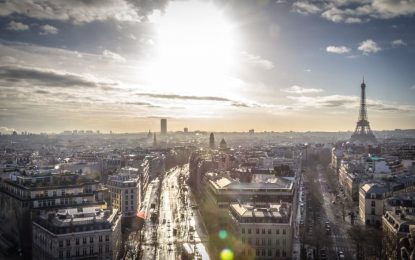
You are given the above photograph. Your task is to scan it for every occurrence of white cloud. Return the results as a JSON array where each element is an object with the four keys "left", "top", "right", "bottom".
[
  {"left": 241, "top": 52, "right": 274, "bottom": 70},
  {"left": 282, "top": 85, "right": 323, "bottom": 94},
  {"left": 7, "top": 21, "right": 29, "bottom": 31},
  {"left": 293, "top": 1, "right": 321, "bottom": 15},
  {"left": 102, "top": 50, "right": 126, "bottom": 63},
  {"left": 304, "top": 69, "right": 312, "bottom": 73},
  {"left": 358, "top": 39, "right": 381, "bottom": 55},
  {"left": 292, "top": 0, "right": 415, "bottom": 23},
  {"left": 326, "top": 45, "right": 351, "bottom": 54},
  {"left": 292, "top": 1, "right": 321, "bottom": 15},
  {"left": 39, "top": 24, "right": 58, "bottom": 35},
  {"left": 287, "top": 94, "right": 414, "bottom": 112},
  {"left": 0, "top": 0, "right": 168, "bottom": 24},
  {"left": 391, "top": 39, "right": 406, "bottom": 46}
]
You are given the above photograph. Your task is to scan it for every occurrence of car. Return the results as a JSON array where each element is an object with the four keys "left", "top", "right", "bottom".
[{"left": 338, "top": 251, "right": 345, "bottom": 259}]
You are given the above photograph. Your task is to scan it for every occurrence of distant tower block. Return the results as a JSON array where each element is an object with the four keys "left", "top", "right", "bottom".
[
  {"left": 209, "top": 133, "right": 215, "bottom": 149},
  {"left": 184, "top": 127, "right": 188, "bottom": 133},
  {"left": 350, "top": 79, "right": 377, "bottom": 145},
  {"left": 160, "top": 118, "right": 167, "bottom": 135},
  {"left": 219, "top": 138, "right": 227, "bottom": 150},
  {"left": 153, "top": 133, "right": 157, "bottom": 147}
]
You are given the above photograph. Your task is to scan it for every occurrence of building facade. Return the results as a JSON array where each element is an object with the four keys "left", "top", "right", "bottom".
[
  {"left": 32, "top": 206, "right": 122, "bottom": 260},
  {"left": 229, "top": 202, "right": 293, "bottom": 259},
  {"left": 107, "top": 173, "right": 140, "bottom": 217},
  {"left": 359, "top": 183, "right": 389, "bottom": 226}
]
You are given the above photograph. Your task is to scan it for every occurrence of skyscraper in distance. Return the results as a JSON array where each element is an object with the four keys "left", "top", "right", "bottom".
[
  {"left": 209, "top": 133, "right": 215, "bottom": 149},
  {"left": 160, "top": 118, "right": 167, "bottom": 135}
]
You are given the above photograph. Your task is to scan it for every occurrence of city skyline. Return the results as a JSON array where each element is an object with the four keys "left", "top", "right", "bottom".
[{"left": 1, "top": 0, "right": 415, "bottom": 134}]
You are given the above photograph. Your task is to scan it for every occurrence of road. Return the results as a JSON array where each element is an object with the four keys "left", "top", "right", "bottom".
[
  {"left": 140, "top": 178, "right": 160, "bottom": 260},
  {"left": 316, "top": 165, "right": 355, "bottom": 260},
  {"left": 156, "top": 166, "right": 181, "bottom": 259},
  {"left": 154, "top": 164, "right": 210, "bottom": 260}
]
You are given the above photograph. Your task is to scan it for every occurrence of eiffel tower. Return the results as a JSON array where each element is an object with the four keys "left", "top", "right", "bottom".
[{"left": 350, "top": 79, "right": 377, "bottom": 145}]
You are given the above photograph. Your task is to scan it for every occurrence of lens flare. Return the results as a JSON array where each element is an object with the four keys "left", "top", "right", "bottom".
[
  {"left": 218, "top": 229, "right": 228, "bottom": 240},
  {"left": 220, "top": 248, "right": 234, "bottom": 260}
]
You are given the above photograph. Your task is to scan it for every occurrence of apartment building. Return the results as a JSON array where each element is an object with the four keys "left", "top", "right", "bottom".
[{"left": 32, "top": 206, "right": 122, "bottom": 260}]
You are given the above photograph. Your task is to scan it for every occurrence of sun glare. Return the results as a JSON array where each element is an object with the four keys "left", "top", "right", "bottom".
[{"left": 145, "top": 1, "right": 237, "bottom": 97}]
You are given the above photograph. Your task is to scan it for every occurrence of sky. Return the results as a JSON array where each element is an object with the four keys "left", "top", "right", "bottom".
[{"left": 0, "top": 0, "right": 415, "bottom": 134}]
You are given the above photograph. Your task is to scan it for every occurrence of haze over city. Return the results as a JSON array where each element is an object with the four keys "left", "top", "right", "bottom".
[
  {"left": 1, "top": 0, "right": 415, "bottom": 133},
  {"left": 2, "top": 2, "right": 415, "bottom": 260}
]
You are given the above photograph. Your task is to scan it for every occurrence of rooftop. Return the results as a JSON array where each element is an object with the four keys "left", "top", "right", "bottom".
[
  {"left": 230, "top": 202, "right": 292, "bottom": 223},
  {"left": 34, "top": 206, "right": 120, "bottom": 234},
  {"left": 210, "top": 175, "right": 293, "bottom": 191}
]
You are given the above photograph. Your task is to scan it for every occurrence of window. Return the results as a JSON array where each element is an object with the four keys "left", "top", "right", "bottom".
[
  {"left": 255, "top": 238, "right": 259, "bottom": 245},
  {"left": 83, "top": 248, "right": 86, "bottom": 256},
  {"left": 83, "top": 237, "right": 87, "bottom": 244},
  {"left": 76, "top": 248, "right": 79, "bottom": 256},
  {"left": 105, "top": 235, "right": 109, "bottom": 241},
  {"left": 256, "top": 249, "right": 260, "bottom": 256},
  {"left": 99, "top": 236, "right": 102, "bottom": 242},
  {"left": 59, "top": 240, "right": 63, "bottom": 247},
  {"left": 59, "top": 251, "right": 63, "bottom": 259},
  {"left": 242, "top": 237, "right": 245, "bottom": 243},
  {"left": 282, "top": 250, "right": 287, "bottom": 257},
  {"left": 242, "top": 228, "right": 245, "bottom": 234},
  {"left": 66, "top": 239, "right": 70, "bottom": 246},
  {"left": 131, "top": 195, "right": 133, "bottom": 199},
  {"left": 371, "top": 201, "right": 376, "bottom": 207},
  {"left": 248, "top": 228, "right": 251, "bottom": 234},
  {"left": 268, "top": 249, "right": 272, "bottom": 256},
  {"left": 276, "top": 249, "right": 280, "bottom": 256},
  {"left": 66, "top": 250, "right": 70, "bottom": 258},
  {"left": 262, "top": 238, "right": 265, "bottom": 245},
  {"left": 276, "top": 239, "right": 280, "bottom": 245},
  {"left": 282, "top": 229, "right": 286, "bottom": 235},
  {"left": 276, "top": 229, "right": 280, "bottom": 234},
  {"left": 90, "top": 246, "right": 94, "bottom": 254},
  {"left": 126, "top": 190, "right": 129, "bottom": 194},
  {"left": 262, "top": 228, "right": 265, "bottom": 234},
  {"left": 248, "top": 238, "right": 252, "bottom": 245},
  {"left": 76, "top": 238, "right": 79, "bottom": 245},
  {"left": 256, "top": 228, "right": 259, "bottom": 234},
  {"left": 262, "top": 249, "right": 266, "bottom": 256},
  {"left": 268, "top": 238, "right": 271, "bottom": 245},
  {"left": 371, "top": 208, "right": 376, "bottom": 215},
  {"left": 90, "top": 237, "right": 94, "bottom": 243},
  {"left": 268, "top": 229, "right": 271, "bottom": 234},
  {"left": 99, "top": 245, "right": 102, "bottom": 254},
  {"left": 105, "top": 245, "right": 109, "bottom": 253}
]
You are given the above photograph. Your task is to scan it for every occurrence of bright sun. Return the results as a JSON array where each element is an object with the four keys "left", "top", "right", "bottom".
[{"left": 145, "top": 1, "right": 237, "bottom": 97}]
